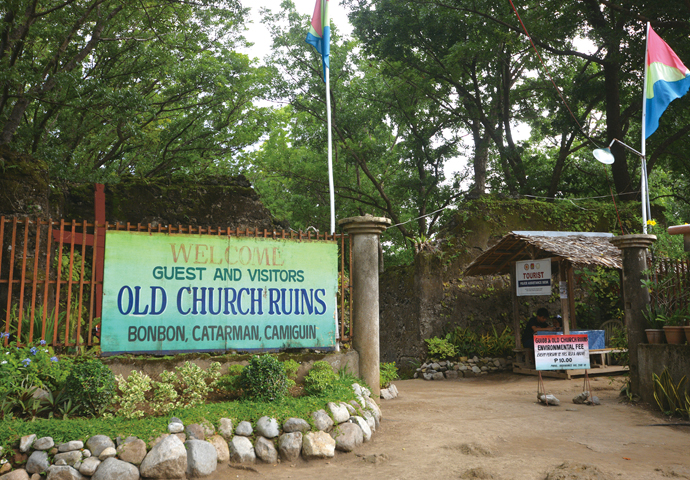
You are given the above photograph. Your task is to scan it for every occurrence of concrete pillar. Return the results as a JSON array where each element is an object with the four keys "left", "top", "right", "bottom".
[
  {"left": 338, "top": 214, "right": 391, "bottom": 397},
  {"left": 609, "top": 234, "right": 656, "bottom": 394}
]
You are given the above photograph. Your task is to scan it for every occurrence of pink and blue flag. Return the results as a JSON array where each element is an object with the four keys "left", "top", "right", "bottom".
[
  {"left": 305, "top": 0, "right": 330, "bottom": 81},
  {"left": 645, "top": 26, "right": 690, "bottom": 138}
]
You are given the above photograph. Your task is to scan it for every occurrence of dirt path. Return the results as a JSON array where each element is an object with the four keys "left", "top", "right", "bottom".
[{"left": 211, "top": 374, "right": 690, "bottom": 480}]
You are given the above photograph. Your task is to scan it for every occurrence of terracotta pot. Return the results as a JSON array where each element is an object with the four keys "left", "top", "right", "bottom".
[
  {"left": 684, "top": 326, "right": 690, "bottom": 344},
  {"left": 663, "top": 326, "right": 686, "bottom": 345},
  {"left": 645, "top": 329, "right": 665, "bottom": 344}
]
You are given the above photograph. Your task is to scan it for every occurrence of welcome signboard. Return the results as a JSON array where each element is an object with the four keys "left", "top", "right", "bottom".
[{"left": 101, "top": 231, "right": 338, "bottom": 355}]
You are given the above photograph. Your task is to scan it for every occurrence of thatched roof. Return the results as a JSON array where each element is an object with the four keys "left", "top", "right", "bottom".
[{"left": 463, "top": 231, "right": 622, "bottom": 277}]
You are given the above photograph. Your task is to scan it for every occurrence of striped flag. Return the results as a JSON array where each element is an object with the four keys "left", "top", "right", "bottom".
[
  {"left": 305, "top": 0, "right": 330, "bottom": 80},
  {"left": 645, "top": 26, "right": 690, "bottom": 138}
]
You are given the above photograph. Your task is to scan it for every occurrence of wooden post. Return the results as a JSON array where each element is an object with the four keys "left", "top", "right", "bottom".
[
  {"left": 511, "top": 263, "right": 521, "bottom": 347},
  {"left": 559, "top": 259, "right": 570, "bottom": 334},
  {"left": 567, "top": 262, "right": 576, "bottom": 330}
]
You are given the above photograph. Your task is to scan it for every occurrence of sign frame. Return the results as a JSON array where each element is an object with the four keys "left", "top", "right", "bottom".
[
  {"left": 516, "top": 258, "right": 552, "bottom": 296},
  {"left": 534, "top": 334, "right": 590, "bottom": 371}
]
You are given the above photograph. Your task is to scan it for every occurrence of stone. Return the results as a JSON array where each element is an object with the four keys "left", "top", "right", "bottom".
[
  {"left": 0, "top": 465, "right": 13, "bottom": 476},
  {"left": 255, "top": 417, "right": 280, "bottom": 439},
  {"left": 234, "top": 421, "right": 253, "bottom": 437},
  {"left": 218, "top": 418, "right": 233, "bottom": 441},
  {"left": 362, "top": 411, "right": 376, "bottom": 432},
  {"left": 33, "top": 437, "right": 54, "bottom": 451},
  {"left": 185, "top": 424, "right": 205, "bottom": 441},
  {"left": 572, "top": 392, "right": 589, "bottom": 405},
  {"left": 117, "top": 438, "right": 147, "bottom": 465},
  {"left": 53, "top": 451, "right": 82, "bottom": 466},
  {"left": 207, "top": 436, "right": 229, "bottom": 463},
  {"left": 389, "top": 384, "right": 398, "bottom": 396},
  {"left": 364, "top": 397, "right": 382, "bottom": 427},
  {"left": 481, "top": 366, "right": 489, "bottom": 372},
  {"left": 30, "top": 475, "right": 40, "bottom": 480},
  {"left": 472, "top": 366, "right": 481, "bottom": 373},
  {"left": 228, "top": 437, "right": 255, "bottom": 464},
  {"left": 539, "top": 394, "right": 560, "bottom": 406},
  {"left": 380, "top": 388, "right": 394, "bottom": 400},
  {"left": 278, "top": 433, "right": 302, "bottom": 463},
  {"left": 327, "top": 402, "right": 350, "bottom": 424},
  {"left": 200, "top": 420, "right": 215, "bottom": 438},
  {"left": 82, "top": 450, "right": 91, "bottom": 459},
  {"left": 54, "top": 461, "right": 67, "bottom": 467},
  {"left": 591, "top": 396, "right": 601, "bottom": 405},
  {"left": 0, "top": 471, "right": 29, "bottom": 480},
  {"left": 301, "top": 432, "right": 335, "bottom": 459},
  {"left": 98, "top": 447, "right": 116, "bottom": 461},
  {"left": 20, "top": 435, "right": 36, "bottom": 453},
  {"left": 92, "top": 458, "right": 139, "bottom": 480},
  {"left": 431, "top": 372, "right": 444, "bottom": 380},
  {"left": 139, "top": 434, "right": 187, "bottom": 479},
  {"left": 254, "top": 437, "right": 278, "bottom": 464},
  {"left": 343, "top": 402, "right": 357, "bottom": 415},
  {"left": 422, "top": 372, "right": 433, "bottom": 380},
  {"left": 78, "top": 457, "right": 101, "bottom": 476},
  {"left": 86, "top": 436, "right": 114, "bottom": 458},
  {"left": 185, "top": 440, "right": 217, "bottom": 478},
  {"left": 46, "top": 466, "right": 83, "bottom": 480},
  {"left": 312, "top": 410, "right": 334, "bottom": 432},
  {"left": 57, "top": 442, "right": 83, "bottom": 453},
  {"left": 333, "top": 423, "right": 363, "bottom": 452},
  {"left": 26, "top": 451, "right": 50, "bottom": 474},
  {"left": 168, "top": 422, "right": 184, "bottom": 434},
  {"left": 283, "top": 417, "right": 310, "bottom": 433},
  {"left": 351, "top": 416, "right": 372, "bottom": 442}
]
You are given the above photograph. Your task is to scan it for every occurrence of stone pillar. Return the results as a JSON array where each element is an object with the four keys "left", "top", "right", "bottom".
[
  {"left": 338, "top": 214, "right": 391, "bottom": 397},
  {"left": 609, "top": 234, "right": 656, "bottom": 394}
]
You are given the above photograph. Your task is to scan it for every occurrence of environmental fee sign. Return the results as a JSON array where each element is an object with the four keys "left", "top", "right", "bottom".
[
  {"left": 534, "top": 334, "right": 590, "bottom": 371},
  {"left": 516, "top": 259, "right": 552, "bottom": 296},
  {"left": 101, "top": 231, "right": 338, "bottom": 355}
]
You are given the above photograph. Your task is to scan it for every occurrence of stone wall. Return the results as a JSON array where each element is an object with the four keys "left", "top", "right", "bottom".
[{"left": 637, "top": 344, "right": 690, "bottom": 405}]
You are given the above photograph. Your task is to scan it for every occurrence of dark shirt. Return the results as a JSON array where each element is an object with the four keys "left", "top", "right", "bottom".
[{"left": 522, "top": 315, "right": 549, "bottom": 348}]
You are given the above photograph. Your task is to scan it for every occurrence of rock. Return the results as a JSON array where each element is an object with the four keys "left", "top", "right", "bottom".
[
  {"left": 312, "top": 410, "right": 334, "bottom": 432},
  {"left": 200, "top": 420, "right": 215, "bottom": 438},
  {"left": 20, "top": 435, "right": 36, "bottom": 453},
  {"left": 351, "top": 416, "right": 372, "bottom": 442},
  {"left": 91, "top": 458, "right": 139, "bottom": 480},
  {"left": 33, "top": 437, "right": 54, "bottom": 451},
  {"left": 445, "top": 370, "right": 459, "bottom": 379},
  {"left": 185, "top": 424, "right": 205, "bottom": 441},
  {"left": 255, "top": 417, "right": 280, "bottom": 439},
  {"left": 78, "top": 457, "right": 100, "bottom": 476},
  {"left": 228, "top": 437, "right": 255, "bottom": 464},
  {"left": 98, "top": 447, "right": 116, "bottom": 461},
  {"left": 254, "top": 437, "right": 278, "bottom": 464},
  {"left": 0, "top": 470, "right": 29, "bottom": 480},
  {"left": 139, "top": 434, "right": 187, "bottom": 479},
  {"left": 472, "top": 366, "right": 481, "bottom": 374},
  {"left": 422, "top": 372, "right": 433, "bottom": 380},
  {"left": 380, "top": 388, "right": 394, "bottom": 400},
  {"left": 333, "top": 423, "right": 363, "bottom": 452},
  {"left": 53, "top": 451, "right": 82, "bottom": 466},
  {"left": 46, "top": 466, "right": 83, "bottom": 480},
  {"left": 278, "top": 433, "right": 302, "bottom": 462},
  {"left": 364, "top": 397, "right": 382, "bottom": 427},
  {"left": 57, "top": 442, "right": 83, "bottom": 453},
  {"left": 30, "top": 475, "right": 41, "bottom": 480},
  {"left": 327, "top": 402, "right": 350, "bottom": 423},
  {"left": 539, "top": 394, "right": 560, "bottom": 406},
  {"left": 343, "top": 402, "right": 357, "bottom": 415},
  {"left": 572, "top": 392, "right": 589, "bottom": 405},
  {"left": 54, "top": 461, "right": 67, "bottom": 467},
  {"left": 430, "top": 362, "right": 441, "bottom": 370},
  {"left": 458, "top": 365, "right": 468, "bottom": 371},
  {"left": 82, "top": 450, "right": 91, "bottom": 459},
  {"left": 117, "top": 438, "right": 147, "bottom": 465},
  {"left": 86, "top": 436, "right": 114, "bottom": 458},
  {"left": 591, "top": 396, "right": 601, "bottom": 405},
  {"left": 302, "top": 432, "right": 335, "bottom": 459},
  {"left": 234, "top": 421, "right": 253, "bottom": 437},
  {"left": 432, "top": 372, "right": 444, "bottom": 380},
  {"left": 168, "top": 422, "right": 184, "bottom": 434},
  {"left": 218, "top": 418, "right": 233, "bottom": 441},
  {"left": 207, "top": 436, "right": 229, "bottom": 463},
  {"left": 0, "top": 464, "right": 10, "bottom": 475},
  {"left": 26, "top": 451, "right": 50, "bottom": 474},
  {"left": 283, "top": 418, "right": 310, "bottom": 433},
  {"left": 185, "top": 440, "right": 217, "bottom": 478},
  {"left": 362, "top": 411, "right": 376, "bottom": 432},
  {"left": 493, "top": 359, "right": 501, "bottom": 367}
]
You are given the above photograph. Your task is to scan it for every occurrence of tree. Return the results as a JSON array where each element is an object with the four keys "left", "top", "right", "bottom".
[{"left": 1, "top": 0, "right": 269, "bottom": 180}]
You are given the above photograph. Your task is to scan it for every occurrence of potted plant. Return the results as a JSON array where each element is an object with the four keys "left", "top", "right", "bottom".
[
  {"left": 663, "top": 309, "right": 688, "bottom": 345},
  {"left": 643, "top": 305, "right": 666, "bottom": 344}
]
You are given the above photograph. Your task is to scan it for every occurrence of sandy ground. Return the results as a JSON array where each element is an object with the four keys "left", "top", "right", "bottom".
[{"left": 210, "top": 374, "right": 690, "bottom": 480}]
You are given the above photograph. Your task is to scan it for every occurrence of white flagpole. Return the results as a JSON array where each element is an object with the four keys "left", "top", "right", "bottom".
[
  {"left": 326, "top": 65, "right": 335, "bottom": 235},
  {"left": 641, "top": 22, "right": 650, "bottom": 234}
]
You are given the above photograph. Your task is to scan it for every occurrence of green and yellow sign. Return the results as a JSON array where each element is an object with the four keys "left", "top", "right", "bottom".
[{"left": 101, "top": 231, "right": 337, "bottom": 355}]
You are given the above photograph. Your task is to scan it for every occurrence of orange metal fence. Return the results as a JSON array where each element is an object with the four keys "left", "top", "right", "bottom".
[{"left": 1, "top": 216, "right": 352, "bottom": 349}]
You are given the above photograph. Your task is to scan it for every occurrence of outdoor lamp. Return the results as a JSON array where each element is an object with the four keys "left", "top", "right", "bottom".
[{"left": 592, "top": 138, "right": 652, "bottom": 234}]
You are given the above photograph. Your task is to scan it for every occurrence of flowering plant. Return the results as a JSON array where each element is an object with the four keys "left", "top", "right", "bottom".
[{"left": 0, "top": 338, "right": 71, "bottom": 399}]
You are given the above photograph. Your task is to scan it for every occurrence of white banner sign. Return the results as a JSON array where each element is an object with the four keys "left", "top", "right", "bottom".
[
  {"left": 534, "top": 334, "right": 590, "bottom": 370},
  {"left": 516, "top": 259, "right": 552, "bottom": 296}
]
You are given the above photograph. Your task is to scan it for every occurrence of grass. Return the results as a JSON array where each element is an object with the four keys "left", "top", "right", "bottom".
[{"left": 0, "top": 373, "right": 362, "bottom": 452}]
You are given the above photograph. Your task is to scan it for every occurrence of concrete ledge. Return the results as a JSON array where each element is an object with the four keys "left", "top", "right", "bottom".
[
  {"left": 102, "top": 350, "right": 359, "bottom": 383},
  {"left": 637, "top": 344, "right": 690, "bottom": 404}
]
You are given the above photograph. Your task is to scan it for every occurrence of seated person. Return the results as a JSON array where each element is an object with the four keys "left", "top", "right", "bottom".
[{"left": 521, "top": 307, "right": 558, "bottom": 348}]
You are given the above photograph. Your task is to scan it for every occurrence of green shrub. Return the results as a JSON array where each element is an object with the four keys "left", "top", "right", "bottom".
[
  {"left": 64, "top": 358, "right": 116, "bottom": 417},
  {"left": 239, "top": 355, "right": 289, "bottom": 402},
  {"left": 304, "top": 361, "right": 337, "bottom": 396},
  {"left": 217, "top": 364, "right": 245, "bottom": 394},
  {"left": 424, "top": 336, "right": 456, "bottom": 360},
  {"left": 114, "top": 371, "right": 151, "bottom": 419},
  {"left": 283, "top": 359, "right": 300, "bottom": 380},
  {"left": 380, "top": 362, "right": 399, "bottom": 389}
]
